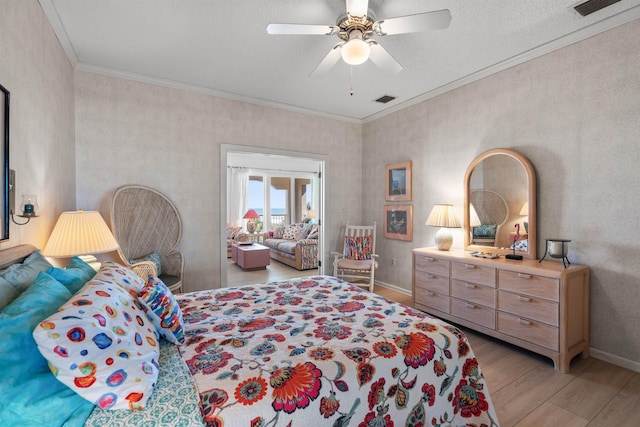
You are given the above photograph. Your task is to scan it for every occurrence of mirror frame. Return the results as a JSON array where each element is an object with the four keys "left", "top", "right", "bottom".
[{"left": 464, "top": 148, "right": 537, "bottom": 259}]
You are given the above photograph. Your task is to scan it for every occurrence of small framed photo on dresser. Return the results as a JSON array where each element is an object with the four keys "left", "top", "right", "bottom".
[{"left": 385, "top": 161, "right": 412, "bottom": 201}]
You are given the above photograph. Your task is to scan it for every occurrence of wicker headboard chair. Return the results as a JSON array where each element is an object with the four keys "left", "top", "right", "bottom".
[
  {"left": 469, "top": 189, "right": 509, "bottom": 247},
  {"left": 110, "top": 185, "right": 184, "bottom": 293}
]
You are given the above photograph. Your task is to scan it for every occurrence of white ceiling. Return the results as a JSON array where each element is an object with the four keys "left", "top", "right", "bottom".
[{"left": 40, "top": 0, "right": 640, "bottom": 122}]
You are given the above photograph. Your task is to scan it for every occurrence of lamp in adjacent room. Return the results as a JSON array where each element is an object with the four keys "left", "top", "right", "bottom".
[
  {"left": 426, "top": 204, "right": 461, "bottom": 251},
  {"left": 304, "top": 209, "right": 316, "bottom": 223},
  {"left": 243, "top": 209, "right": 260, "bottom": 233},
  {"left": 43, "top": 210, "right": 120, "bottom": 267}
]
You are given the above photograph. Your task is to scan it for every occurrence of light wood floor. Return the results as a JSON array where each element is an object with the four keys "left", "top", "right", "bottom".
[
  {"left": 226, "top": 257, "right": 316, "bottom": 287},
  {"left": 375, "top": 285, "right": 640, "bottom": 427},
  {"left": 227, "top": 265, "right": 640, "bottom": 426}
]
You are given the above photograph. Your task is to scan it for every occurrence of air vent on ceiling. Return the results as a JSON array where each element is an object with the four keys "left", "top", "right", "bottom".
[
  {"left": 573, "top": 0, "right": 621, "bottom": 16},
  {"left": 375, "top": 95, "right": 396, "bottom": 104}
]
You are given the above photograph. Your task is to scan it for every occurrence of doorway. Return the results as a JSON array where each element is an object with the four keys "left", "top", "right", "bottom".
[{"left": 221, "top": 145, "right": 327, "bottom": 287}]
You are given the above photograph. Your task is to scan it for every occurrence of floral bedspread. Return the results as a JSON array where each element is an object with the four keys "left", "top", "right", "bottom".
[{"left": 177, "top": 276, "right": 499, "bottom": 427}]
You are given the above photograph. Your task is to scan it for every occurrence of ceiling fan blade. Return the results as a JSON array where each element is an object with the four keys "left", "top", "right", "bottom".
[
  {"left": 346, "top": 0, "right": 369, "bottom": 17},
  {"left": 375, "top": 9, "right": 451, "bottom": 35},
  {"left": 310, "top": 44, "right": 344, "bottom": 78},
  {"left": 266, "top": 23, "right": 336, "bottom": 35},
  {"left": 368, "top": 42, "right": 403, "bottom": 74}
]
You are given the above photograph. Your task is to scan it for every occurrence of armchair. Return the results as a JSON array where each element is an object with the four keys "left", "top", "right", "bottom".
[{"left": 110, "top": 185, "right": 184, "bottom": 293}]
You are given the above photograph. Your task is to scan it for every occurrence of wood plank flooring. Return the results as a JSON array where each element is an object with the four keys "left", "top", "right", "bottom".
[{"left": 226, "top": 264, "right": 640, "bottom": 426}]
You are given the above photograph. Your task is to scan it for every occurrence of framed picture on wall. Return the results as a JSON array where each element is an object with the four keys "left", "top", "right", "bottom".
[
  {"left": 385, "top": 161, "right": 412, "bottom": 201},
  {"left": 383, "top": 205, "right": 413, "bottom": 241}
]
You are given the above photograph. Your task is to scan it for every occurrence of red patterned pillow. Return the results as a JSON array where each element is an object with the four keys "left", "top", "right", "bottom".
[
  {"left": 273, "top": 225, "right": 285, "bottom": 239},
  {"left": 345, "top": 235, "right": 373, "bottom": 260}
]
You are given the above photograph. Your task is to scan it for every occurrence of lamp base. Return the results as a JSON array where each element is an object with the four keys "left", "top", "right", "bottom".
[{"left": 434, "top": 228, "right": 453, "bottom": 251}]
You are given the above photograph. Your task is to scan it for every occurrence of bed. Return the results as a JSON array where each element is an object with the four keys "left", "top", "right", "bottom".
[{"left": 0, "top": 245, "right": 499, "bottom": 426}]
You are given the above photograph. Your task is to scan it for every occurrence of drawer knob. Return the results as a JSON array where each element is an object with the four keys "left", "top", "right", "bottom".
[
  {"left": 465, "top": 283, "right": 477, "bottom": 289},
  {"left": 427, "top": 291, "right": 436, "bottom": 296},
  {"left": 518, "top": 296, "right": 532, "bottom": 303},
  {"left": 465, "top": 303, "right": 477, "bottom": 309},
  {"left": 465, "top": 264, "right": 476, "bottom": 270},
  {"left": 518, "top": 318, "right": 532, "bottom": 326},
  {"left": 518, "top": 273, "right": 532, "bottom": 279},
  {"left": 426, "top": 257, "right": 435, "bottom": 262}
]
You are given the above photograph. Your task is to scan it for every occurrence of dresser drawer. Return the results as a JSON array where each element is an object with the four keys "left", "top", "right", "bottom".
[
  {"left": 498, "top": 290, "right": 558, "bottom": 326},
  {"left": 414, "top": 255, "right": 450, "bottom": 276},
  {"left": 497, "top": 311, "right": 558, "bottom": 351},
  {"left": 452, "top": 262, "right": 496, "bottom": 287},
  {"left": 451, "top": 279, "right": 496, "bottom": 308},
  {"left": 451, "top": 298, "right": 495, "bottom": 329},
  {"left": 415, "top": 271, "right": 449, "bottom": 295},
  {"left": 415, "top": 290, "right": 450, "bottom": 314},
  {"left": 498, "top": 270, "right": 559, "bottom": 301}
]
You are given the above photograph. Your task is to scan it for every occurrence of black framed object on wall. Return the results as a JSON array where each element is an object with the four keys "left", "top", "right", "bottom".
[{"left": 1, "top": 83, "right": 10, "bottom": 241}]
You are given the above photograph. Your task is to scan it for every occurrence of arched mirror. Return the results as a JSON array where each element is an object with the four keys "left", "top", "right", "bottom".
[{"left": 464, "top": 148, "right": 537, "bottom": 259}]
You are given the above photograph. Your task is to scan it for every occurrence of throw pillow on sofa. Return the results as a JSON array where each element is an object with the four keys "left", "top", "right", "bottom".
[
  {"left": 283, "top": 223, "right": 303, "bottom": 240},
  {"left": 307, "top": 225, "right": 319, "bottom": 240},
  {"left": 273, "top": 225, "right": 285, "bottom": 239}
]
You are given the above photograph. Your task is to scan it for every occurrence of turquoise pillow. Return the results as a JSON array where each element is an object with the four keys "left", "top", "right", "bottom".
[
  {"left": 47, "top": 256, "right": 97, "bottom": 294},
  {"left": 130, "top": 250, "right": 162, "bottom": 276},
  {"left": 0, "top": 272, "right": 94, "bottom": 426},
  {"left": 473, "top": 224, "right": 497, "bottom": 238},
  {"left": 0, "top": 276, "right": 19, "bottom": 311},
  {"left": 0, "top": 250, "right": 53, "bottom": 294}
]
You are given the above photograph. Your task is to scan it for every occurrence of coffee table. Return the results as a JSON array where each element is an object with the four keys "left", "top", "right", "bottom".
[{"left": 231, "top": 243, "right": 271, "bottom": 270}]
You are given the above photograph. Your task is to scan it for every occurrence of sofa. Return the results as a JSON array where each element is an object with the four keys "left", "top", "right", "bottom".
[
  {"left": 263, "top": 223, "right": 318, "bottom": 270},
  {"left": 226, "top": 224, "right": 248, "bottom": 257}
]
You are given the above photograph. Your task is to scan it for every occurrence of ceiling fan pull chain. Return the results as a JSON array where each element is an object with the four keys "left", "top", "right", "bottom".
[{"left": 349, "top": 66, "right": 354, "bottom": 96}]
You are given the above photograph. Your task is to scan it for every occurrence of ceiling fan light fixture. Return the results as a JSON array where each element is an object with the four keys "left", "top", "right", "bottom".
[{"left": 341, "top": 32, "right": 370, "bottom": 65}]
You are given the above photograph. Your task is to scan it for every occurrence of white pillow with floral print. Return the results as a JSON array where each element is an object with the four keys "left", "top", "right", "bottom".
[
  {"left": 283, "top": 224, "right": 303, "bottom": 240},
  {"left": 33, "top": 279, "right": 160, "bottom": 410}
]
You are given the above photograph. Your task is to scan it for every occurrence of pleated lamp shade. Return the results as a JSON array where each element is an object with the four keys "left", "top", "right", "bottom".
[
  {"left": 426, "top": 204, "right": 461, "bottom": 228},
  {"left": 426, "top": 204, "right": 461, "bottom": 251},
  {"left": 43, "top": 210, "right": 120, "bottom": 257}
]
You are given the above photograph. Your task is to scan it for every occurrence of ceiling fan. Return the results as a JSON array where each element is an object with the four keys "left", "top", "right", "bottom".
[{"left": 266, "top": 0, "right": 452, "bottom": 77}]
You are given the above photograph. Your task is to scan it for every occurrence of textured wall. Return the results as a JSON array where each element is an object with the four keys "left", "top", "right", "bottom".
[
  {"left": 74, "top": 72, "right": 362, "bottom": 291},
  {"left": 364, "top": 19, "right": 640, "bottom": 367},
  {"left": 0, "top": 0, "right": 76, "bottom": 250}
]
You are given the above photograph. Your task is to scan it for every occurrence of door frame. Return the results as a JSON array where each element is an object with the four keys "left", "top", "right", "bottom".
[{"left": 220, "top": 144, "right": 328, "bottom": 287}]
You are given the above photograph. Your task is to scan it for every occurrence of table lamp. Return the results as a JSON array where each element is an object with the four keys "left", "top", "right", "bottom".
[
  {"left": 43, "top": 210, "right": 120, "bottom": 267},
  {"left": 243, "top": 209, "right": 260, "bottom": 233},
  {"left": 426, "top": 204, "right": 461, "bottom": 251}
]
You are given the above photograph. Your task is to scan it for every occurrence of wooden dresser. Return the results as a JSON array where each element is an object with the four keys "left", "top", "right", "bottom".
[{"left": 412, "top": 247, "right": 590, "bottom": 373}]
